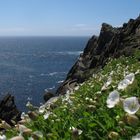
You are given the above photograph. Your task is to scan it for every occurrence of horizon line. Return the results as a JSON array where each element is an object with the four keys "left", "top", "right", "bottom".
[{"left": 0, "top": 35, "right": 91, "bottom": 37}]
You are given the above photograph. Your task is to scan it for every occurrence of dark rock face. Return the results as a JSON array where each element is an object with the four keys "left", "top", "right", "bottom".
[
  {"left": 44, "top": 91, "right": 54, "bottom": 102},
  {"left": 56, "top": 15, "right": 140, "bottom": 95},
  {"left": 0, "top": 94, "right": 21, "bottom": 125}
]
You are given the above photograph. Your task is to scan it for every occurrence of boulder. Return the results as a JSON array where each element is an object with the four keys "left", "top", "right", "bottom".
[
  {"left": 0, "top": 94, "right": 21, "bottom": 126},
  {"left": 43, "top": 91, "right": 54, "bottom": 102}
]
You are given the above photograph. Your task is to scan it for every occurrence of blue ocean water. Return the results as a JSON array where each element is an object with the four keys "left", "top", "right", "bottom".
[{"left": 0, "top": 36, "right": 89, "bottom": 111}]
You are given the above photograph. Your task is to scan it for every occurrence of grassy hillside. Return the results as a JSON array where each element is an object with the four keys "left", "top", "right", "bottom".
[{"left": 4, "top": 50, "right": 140, "bottom": 140}]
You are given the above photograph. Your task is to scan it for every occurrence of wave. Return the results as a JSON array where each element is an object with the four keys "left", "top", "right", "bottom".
[
  {"left": 49, "top": 72, "right": 66, "bottom": 76},
  {"left": 40, "top": 72, "right": 66, "bottom": 77},
  {"left": 48, "top": 86, "right": 55, "bottom": 90},
  {"left": 48, "top": 51, "right": 83, "bottom": 56},
  {"left": 0, "top": 62, "right": 34, "bottom": 72},
  {"left": 49, "top": 72, "right": 59, "bottom": 76},
  {"left": 44, "top": 86, "right": 55, "bottom": 92},
  {"left": 57, "top": 51, "right": 82, "bottom": 55},
  {"left": 40, "top": 73, "right": 48, "bottom": 76},
  {"left": 57, "top": 80, "right": 64, "bottom": 84}
]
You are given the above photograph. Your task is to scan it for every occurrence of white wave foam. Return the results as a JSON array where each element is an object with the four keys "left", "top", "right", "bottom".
[
  {"left": 49, "top": 72, "right": 58, "bottom": 76},
  {"left": 48, "top": 86, "right": 55, "bottom": 90},
  {"left": 29, "top": 75, "right": 34, "bottom": 78},
  {"left": 52, "top": 51, "right": 83, "bottom": 56},
  {"left": 44, "top": 89, "right": 48, "bottom": 92},
  {"left": 44, "top": 86, "right": 55, "bottom": 92},
  {"left": 57, "top": 80, "right": 64, "bottom": 84},
  {"left": 48, "top": 72, "right": 66, "bottom": 76},
  {"left": 40, "top": 72, "right": 66, "bottom": 77},
  {"left": 66, "top": 51, "right": 83, "bottom": 55},
  {"left": 40, "top": 73, "right": 48, "bottom": 76}
]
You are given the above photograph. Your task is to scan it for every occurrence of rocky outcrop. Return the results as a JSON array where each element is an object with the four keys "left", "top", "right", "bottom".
[
  {"left": 0, "top": 94, "right": 21, "bottom": 125},
  {"left": 44, "top": 91, "right": 54, "bottom": 102},
  {"left": 56, "top": 15, "right": 140, "bottom": 95}
]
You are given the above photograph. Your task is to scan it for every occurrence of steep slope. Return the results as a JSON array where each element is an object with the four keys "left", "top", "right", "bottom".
[
  {"left": 56, "top": 15, "right": 140, "bottom": 95},
  {"left": 5, "top": 51, "right": 140, "bottom": 139}
]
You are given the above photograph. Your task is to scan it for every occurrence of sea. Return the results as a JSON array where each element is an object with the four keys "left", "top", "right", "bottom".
[{"left": 0, "top": 36, "right": 89, "bottom": 111}]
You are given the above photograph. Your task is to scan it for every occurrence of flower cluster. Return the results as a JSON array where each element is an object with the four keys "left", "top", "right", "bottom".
[
  {"left": 106, "top": 73, "right": 140, "bottom": 114},
  {"left": 118, "top": 73, "right": 135, "bottom": 90}
]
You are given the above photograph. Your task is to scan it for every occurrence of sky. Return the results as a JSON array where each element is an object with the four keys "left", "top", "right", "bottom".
[{"left": 0, "top": 0, "right": 139, "bottom": 36}]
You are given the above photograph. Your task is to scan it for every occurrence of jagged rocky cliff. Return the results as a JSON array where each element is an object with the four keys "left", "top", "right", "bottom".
[{"left": 56, "top": 15, "right": 140, "bottom": 95}]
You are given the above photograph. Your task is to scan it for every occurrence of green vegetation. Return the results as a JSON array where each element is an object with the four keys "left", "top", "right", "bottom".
[{"left": 4, "top": 51, "right": 140, "bottom": 139}]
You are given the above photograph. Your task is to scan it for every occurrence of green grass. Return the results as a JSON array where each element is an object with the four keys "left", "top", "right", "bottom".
[{"left": 5, "top": 51, "right": 140, "bottom": 140}]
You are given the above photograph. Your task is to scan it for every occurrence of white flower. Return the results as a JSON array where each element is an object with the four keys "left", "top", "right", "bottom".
[
  {"left": 43, "top": 111, "right": 52, "bottom": 119},
  {"left": 125, "top": 73, "right": 135, "bottom": 84},
  {"left": 21, "top": 112, "right": 26, "bottom": 120},
  {"left": 92, "top": 74, "right": 97, "bottom": 78},
  {"left": 89, "top": 98, "right": 93, "bottom": 102},
  {"left": 123, "top": 70, "right": 129, "bottom": 76},
  {"left": 70, "top": 127, "right": 83, "bottom": 135},
  {"left": 80, "top": 83, "right": 84, "bottom": 86},
  {"left": 132, "top": 133, "right": 140, "bottom": 140},
  {"left": 118, "top": 73, "right": 135, "bottom": 90},
  {"left": 32, "top": 131, "right": 43, "bottom": 138},
  {"left": 66, "top": 90, "right": 70, "bottom": 94},
  {"left": 26, "top": 101, "right": 34, "bottom": 110},
  {"left": 85, "top": 97, "right": 89, "bottom": 101},
  {"left": 107, "top": 77, "right": 112, "bottom": 85},
  {"left": 135, "top": 70, "right": 140, "bottom": 75},
  {"left": 106, "top": 90, "right": 120, "bottom": 108},
  {"left": 77, "top": 129, "right": 82, "bottom": 135},
  {"left": 0, "top": 134, "right": 6, "bottom": 140},
  {"left": 96, "top": 91, "right": 102, "bottom": 95},
  {"left": 28, "top": 137, "right": 34, "bottom": 140},
  {"left": 62, "top": 94, "right": 73, "bottom": 104},
  {"left": 26, "top": 101, "right": 32, "bottom": 107},
  {"left": 74, "top": 86, "right": 79, "bottom": 91},
  {"left": 70, "top": 126, "right": 75, "bottom": 130},
  {"left": 123, "top": 97, "right": 140, "bottom": 114},
  {"left": 110, "top": 71, "right": 114, "bottom": 76},
  {"left": 101, "top": 76, "right": 112, "bottom": 91},
  {"left": 39, "top": 105, "right": 45, "bottom": 114},
  {"left": 118, "top": 79, "right": 130, "bottom": 90},
  {"left": 91, "top": 84, "right": 94, "bottom": 88},
  {"left": 20, "top": 112, "right": 29, "bottom": 121}
]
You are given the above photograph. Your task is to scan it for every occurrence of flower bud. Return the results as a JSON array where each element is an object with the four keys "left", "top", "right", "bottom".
[
  {"left": 28, "top": 111, "right": 38, "bottom": 120},
  {"left": 89, "top": 100, "right": 97, "bottom": 105},
  {"left": 71, "top": 128, "right": 82, "bottom": 140},
  {"left": 126, "top": 114, "right": 139, "bottom": 126},
  {"left": 86, "top": 105, "right": 96, "bottom": 112},
  {"left": 108, "top": 131, "right": 119, "bottom": 140},
  {"left": 118, "top": 121, "right": 125, "bottom": 127}
]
